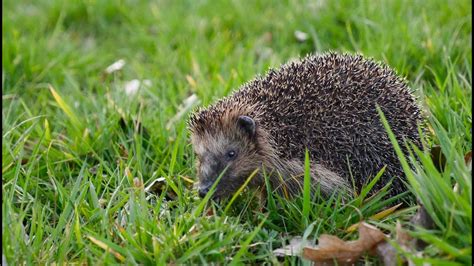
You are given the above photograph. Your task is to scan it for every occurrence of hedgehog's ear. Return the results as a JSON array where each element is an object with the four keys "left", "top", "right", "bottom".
[{"left": 237, "top": 116, "right": 255, "bottom": 137}]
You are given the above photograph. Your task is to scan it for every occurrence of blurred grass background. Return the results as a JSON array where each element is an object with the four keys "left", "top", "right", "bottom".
[{"left": 2, "top": 0, "right": 472, "bottom": 264}]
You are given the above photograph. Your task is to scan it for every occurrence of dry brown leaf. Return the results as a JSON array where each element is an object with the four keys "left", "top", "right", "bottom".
[{"left": 303, "top": 222, "right": 386, "bottom": 265}]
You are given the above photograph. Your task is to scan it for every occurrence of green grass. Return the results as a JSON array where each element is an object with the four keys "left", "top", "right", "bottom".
[{"left": 2, "top": 0, "right": 471, "bottom": 264}]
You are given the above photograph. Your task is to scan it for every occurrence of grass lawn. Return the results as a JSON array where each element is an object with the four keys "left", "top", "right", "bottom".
[{"left": 2, "top": 0, "right": 472, "bottom": 264}]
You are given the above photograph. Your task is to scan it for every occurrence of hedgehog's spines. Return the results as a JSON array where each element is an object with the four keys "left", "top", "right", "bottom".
[{"left": 189, "top": 52, "right": 424, "bottom": 198}]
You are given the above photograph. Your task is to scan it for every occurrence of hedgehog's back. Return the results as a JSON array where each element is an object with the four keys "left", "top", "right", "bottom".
[{"left": 232, "top": 53, "right": 423, "bottom": 196}]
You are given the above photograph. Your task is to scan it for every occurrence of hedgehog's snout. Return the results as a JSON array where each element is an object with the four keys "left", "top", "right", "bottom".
[
  {"left": 197, "top": 175, "right": 216, "bottom": 198},
  {"left": 197, "top": 157, "right": 227, "bottom": 197}
]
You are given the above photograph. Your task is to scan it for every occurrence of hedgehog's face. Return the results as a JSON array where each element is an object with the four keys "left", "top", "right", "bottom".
[{"left": 191, "top": 116, "right": 263, "bottom": 199}]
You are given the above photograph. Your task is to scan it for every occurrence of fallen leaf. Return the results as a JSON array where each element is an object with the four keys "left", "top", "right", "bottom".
[{"left": 303, "top": 222, "right": 386, "bottom": 265}]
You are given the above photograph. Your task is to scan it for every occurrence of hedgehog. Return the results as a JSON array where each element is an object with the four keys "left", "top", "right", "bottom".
[{"left": 188, "top": 52, "right": 424, "bottom": 200}]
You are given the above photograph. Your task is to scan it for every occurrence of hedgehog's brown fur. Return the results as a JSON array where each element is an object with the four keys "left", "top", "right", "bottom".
[{"left": 188, "top": 52, "right": 424, "bottom": 200}]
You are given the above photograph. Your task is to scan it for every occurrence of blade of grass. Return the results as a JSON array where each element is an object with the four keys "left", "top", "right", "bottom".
[
  {"left": 224, "top": 168, "right": 259, "bottom": 213},
  {"left": 302, "top": 149, "right": 311, "bottom": 223},
  {"left": 49, "top": 84, "right": 82, "bottom": 130},
  {"left": 230, "top": 215, "right": 267, "bottom": 265},
  {"left": 86, "top": 235, "right": 126, "bottom": 262}
]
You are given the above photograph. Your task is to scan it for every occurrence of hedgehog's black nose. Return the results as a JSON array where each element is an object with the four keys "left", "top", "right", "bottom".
[{"left": 198, "top": 186, "right": 210, "bottom": 198}]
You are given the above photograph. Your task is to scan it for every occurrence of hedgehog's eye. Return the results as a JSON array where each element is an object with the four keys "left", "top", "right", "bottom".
[{"left": 226, "top": 150, "right": 237, "bottom": 160}]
